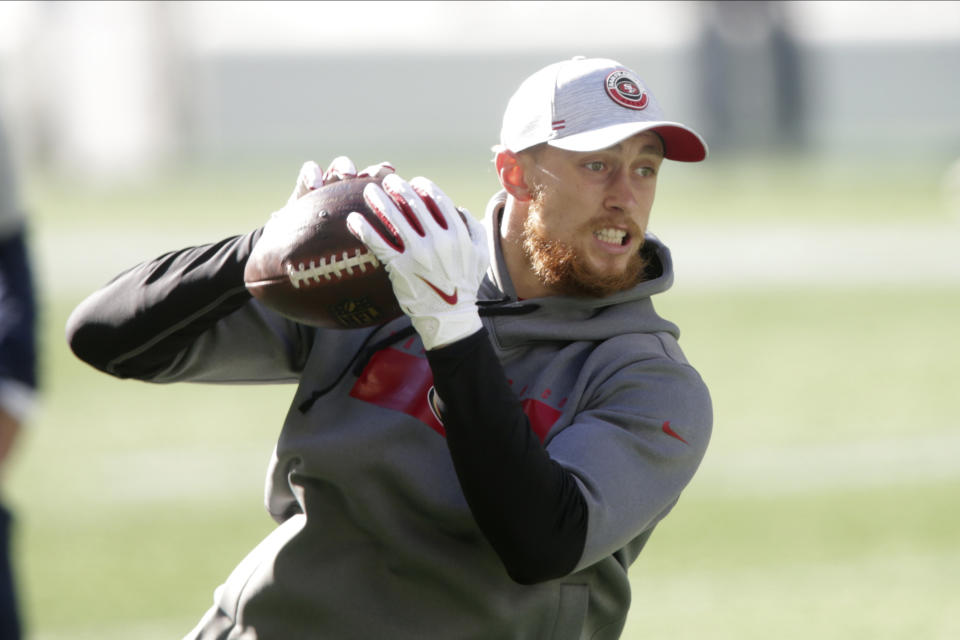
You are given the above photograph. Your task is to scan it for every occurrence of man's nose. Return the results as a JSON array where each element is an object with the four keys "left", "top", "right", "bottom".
[{"left": 603, "top": 169, "right": 639, "bottom": 214}]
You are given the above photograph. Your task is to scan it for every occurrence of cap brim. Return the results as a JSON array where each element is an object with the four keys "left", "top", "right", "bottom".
[{"left": 548, "top": 121, "right": 708, "bottom": 162}]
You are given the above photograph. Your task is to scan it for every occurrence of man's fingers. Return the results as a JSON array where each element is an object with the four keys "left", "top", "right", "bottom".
[
  {"left": 288, "top": 160, "right": 324, "bottom": 205},
  {"left": 358, "top": 161, "right": 396, "bottom": 180},
  {"left": 289, "top": 159, "right": 399, "bottom": 207},
  {"left": 408, "top": 177, "right": 453, "bottom": 230},
  {"left": 346, "top": 210, "right": 403, "bottom": 259},
  {"left": 324, "top": 156, "right": 358, "bottom": 183},
  {"left": 409, "top": 176, "right": 483, "bottom": 251}
]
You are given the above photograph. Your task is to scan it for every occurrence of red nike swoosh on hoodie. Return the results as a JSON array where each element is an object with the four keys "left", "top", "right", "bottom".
[
  {"left": 417, "top": 275, "right": 458, "bottom": 305},
  {"left": 662, "top": 421, "right": 688, "bottom": 444}
]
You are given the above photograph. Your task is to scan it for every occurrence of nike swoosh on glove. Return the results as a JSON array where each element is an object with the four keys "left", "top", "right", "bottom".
[{"left": 346, "top": 173, "right": 489, "bottom": 350}]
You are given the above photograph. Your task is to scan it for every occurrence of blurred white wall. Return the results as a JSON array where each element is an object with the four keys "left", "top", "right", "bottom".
[
  {"left": 1, "top": 1, "right": 188, "bottom": 180},
  {"left": 1, "top": 1, "right": 958, "bottom": 183}
]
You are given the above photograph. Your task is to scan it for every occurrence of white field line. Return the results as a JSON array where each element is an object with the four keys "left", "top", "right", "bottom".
[
  {"left": 38, "top": 221, "right": 960, "bottom": 297},
  {"left": 694, "top": 430, "right": 960, "bottom": 497},
  {"left": 31, "top": 618, "right": 198, "bottom": 640},
  {"left": 657, "top": 221, "right": 960, "bottom": 290},
  {"left": 81, "top": 431, "right": 960, "bottom": 505},
  {"left": 100, "top": 447, "right": 269, "bottom": 504}
]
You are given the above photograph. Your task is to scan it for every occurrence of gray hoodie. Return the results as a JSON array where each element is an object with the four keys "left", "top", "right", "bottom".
[{"left": 67, "top": 189, "right": 712, "bottom": 640}]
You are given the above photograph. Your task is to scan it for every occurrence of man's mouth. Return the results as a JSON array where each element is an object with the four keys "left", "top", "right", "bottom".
[{"left": 594, "top": 228, "right": 629, "bottom": 246}]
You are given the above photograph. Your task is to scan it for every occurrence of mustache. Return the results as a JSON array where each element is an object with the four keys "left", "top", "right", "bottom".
[
  {"left": 530, "top": 192, "right": 645, "bottom": 240},
  {"left": 528, "top": 183, "right": 645, "bottom": 242}
]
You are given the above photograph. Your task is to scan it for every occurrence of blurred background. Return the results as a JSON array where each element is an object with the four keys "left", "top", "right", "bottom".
[{"left": 0, "top": 1, "right": 957, "bottom": 638}]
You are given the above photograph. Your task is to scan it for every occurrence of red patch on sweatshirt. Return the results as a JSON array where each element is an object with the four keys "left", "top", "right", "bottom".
[
  {"left": 349, "top": 348, "right": 444, "bottom": 435},
  {"left": 350, "top": 348, "right": 560, "bottom": 441}
]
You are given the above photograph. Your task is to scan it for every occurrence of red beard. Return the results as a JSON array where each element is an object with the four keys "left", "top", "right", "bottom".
[{"left": 520, "top": 210, "right": 648, "bottom": 298}]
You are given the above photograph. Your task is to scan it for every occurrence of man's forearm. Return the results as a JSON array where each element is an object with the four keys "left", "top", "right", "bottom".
[{"left": 66, "top": 228, "right": 262, "bottom": 379}]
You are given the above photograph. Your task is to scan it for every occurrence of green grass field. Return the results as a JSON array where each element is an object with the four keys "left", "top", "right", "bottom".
[{"left": 6, "top": 156, "right": 959, "bottom": 638}]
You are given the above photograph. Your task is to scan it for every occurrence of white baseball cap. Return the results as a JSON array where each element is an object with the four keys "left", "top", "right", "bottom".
[{"left": 500, "top": 57, "right": 707, "bottom": 162}]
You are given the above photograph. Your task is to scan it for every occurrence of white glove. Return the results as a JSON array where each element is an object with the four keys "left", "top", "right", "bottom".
[
  {"left": 287, "top": 156, "right": 396, "bottom": 206},
  {"left": 346, "top": 174, "right": 489, "bottom": 350}
]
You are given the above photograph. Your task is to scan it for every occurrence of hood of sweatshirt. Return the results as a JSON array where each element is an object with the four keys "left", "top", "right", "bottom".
[{"left": 478, "top": 190, "right": 680, "bottom": 349}]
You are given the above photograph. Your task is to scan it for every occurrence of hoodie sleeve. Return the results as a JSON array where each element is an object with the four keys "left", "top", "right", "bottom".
[
  {"left": 66, "top": 228, "right": 313, "bottom": 384},
  {"left": 427, "top": 328, "right": 712, "bottom": 583},
  {"left": 548, "top": 332, "right": 713, "bottom": 571}
]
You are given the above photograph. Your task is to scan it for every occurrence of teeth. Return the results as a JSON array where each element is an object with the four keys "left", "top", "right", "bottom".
[{"left": 594, "top": 228, "right": 627, "bottom": 245}]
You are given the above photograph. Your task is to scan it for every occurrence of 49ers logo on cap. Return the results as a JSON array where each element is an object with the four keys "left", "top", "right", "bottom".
[{"left": 605, "top": 70, "right": 648, "bottom": 110}]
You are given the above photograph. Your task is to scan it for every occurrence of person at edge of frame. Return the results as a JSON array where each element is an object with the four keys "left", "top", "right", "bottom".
[{"left": 0, "top": 112, "right": 40, "bottom": 640}]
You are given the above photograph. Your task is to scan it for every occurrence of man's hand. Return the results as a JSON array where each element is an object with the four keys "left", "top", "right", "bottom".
[
  {"left": 256, "top": 154, "right": 397, "bottom": 270},
  {"left": 346, "top": 174, "right": 488, "bottom": 350},
  {"left": 287, "top": 157, "right": 396, "bottom": 206}
]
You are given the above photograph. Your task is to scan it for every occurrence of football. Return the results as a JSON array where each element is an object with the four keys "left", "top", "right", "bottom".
[{"left": 244, "top": 176, "right": 403, "bottom": 329}]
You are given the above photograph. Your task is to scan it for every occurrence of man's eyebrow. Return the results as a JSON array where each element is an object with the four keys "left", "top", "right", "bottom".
[
  {"left": 601, "top": 142, "right": 665, "bottom": 157},
  {"left": 639, "top": 144, "right": 665, "bottom": 157}
]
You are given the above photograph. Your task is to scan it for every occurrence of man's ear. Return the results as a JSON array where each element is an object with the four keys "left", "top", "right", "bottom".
[{"left": 495, "top": 150, "right": 533, "bottom": 202}]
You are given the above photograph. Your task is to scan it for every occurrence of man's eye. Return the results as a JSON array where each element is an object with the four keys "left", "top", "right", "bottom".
[
  {"left": 636, "top": 166, "right": 656, "bottom": 177},
  {"left": 584, "top": 161, "right": 605, "bottom": 171}
]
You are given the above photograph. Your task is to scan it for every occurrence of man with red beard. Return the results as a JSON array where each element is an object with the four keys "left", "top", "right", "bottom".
[
  {"left": 492, "top": 57, "right": 707, "bottom": 300},
  {"left": 497, "top": 130, "right": 662, "bottom": 299},
  {"left": 67, "top": 57, "right": 712, "bottom": 639}
]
